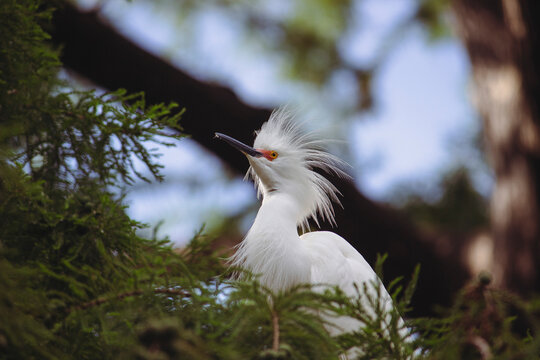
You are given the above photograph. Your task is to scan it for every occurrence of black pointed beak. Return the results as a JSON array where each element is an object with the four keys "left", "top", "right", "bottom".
[{"left": 214, "top": 132, "right": 263, "bottom": 157}]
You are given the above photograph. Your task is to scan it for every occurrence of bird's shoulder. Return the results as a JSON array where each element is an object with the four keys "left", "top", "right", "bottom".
[
  {"left": 300, "top": 231, "right": 367, "bottom": 262},
  {"left": 300, "top": 231, "right": 378, "bottom": 290}
]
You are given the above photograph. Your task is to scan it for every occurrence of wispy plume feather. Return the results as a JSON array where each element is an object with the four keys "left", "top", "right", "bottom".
[{"left": 246, "top": 107, "right": 350, "bottom": 230}]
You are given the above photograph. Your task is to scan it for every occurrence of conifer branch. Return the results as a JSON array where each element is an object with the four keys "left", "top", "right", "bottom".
[{"left": 71, "top": 288, "right": 191, "bottom": 312}]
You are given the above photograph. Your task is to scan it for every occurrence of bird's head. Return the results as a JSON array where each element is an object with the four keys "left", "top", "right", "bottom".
[{"left": 215, "top": 108, "right": 348, "bottom": 229}]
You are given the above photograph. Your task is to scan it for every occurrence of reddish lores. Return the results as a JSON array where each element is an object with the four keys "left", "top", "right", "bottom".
[{"left": 258, "top": 149, "right": 278, "bottom": 161}]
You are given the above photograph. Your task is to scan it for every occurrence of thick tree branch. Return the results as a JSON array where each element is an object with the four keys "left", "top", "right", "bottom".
[{"left": 51, "top": 3, "right": 469, "bottom": 314}]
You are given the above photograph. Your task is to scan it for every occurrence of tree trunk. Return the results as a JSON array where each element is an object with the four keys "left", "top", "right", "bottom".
[{"left": 452, "top": 0, "right": 540, "bottom": 294}]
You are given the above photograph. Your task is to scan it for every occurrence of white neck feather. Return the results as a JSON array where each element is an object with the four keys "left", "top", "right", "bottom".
[{"left": 231, "top": 193, "right": 311, "bottom": 292}]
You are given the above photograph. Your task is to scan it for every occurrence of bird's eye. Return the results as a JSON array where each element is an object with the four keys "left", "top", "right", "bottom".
[{"left": 261, "top": 150, "right": 278, "bottom": 161}]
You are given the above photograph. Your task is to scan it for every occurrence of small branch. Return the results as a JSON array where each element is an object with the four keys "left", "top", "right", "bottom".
[
  {"left": 467, "top": 335, "right": 492, "bottom": 360},
  {"left": 70, "top": 288, "right": 190, "bottom": 312},
  {"left": 271, "top": 310, "right": 280, "bottom": 352}
]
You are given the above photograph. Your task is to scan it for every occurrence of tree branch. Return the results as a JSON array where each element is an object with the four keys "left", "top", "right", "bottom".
[{"left": 271, "top": 310, "right": 280, "bottom": 352}]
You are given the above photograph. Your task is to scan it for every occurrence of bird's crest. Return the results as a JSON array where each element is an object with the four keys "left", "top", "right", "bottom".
[{"left": 246, "top": 108, "right": 349, "bottom": 230}]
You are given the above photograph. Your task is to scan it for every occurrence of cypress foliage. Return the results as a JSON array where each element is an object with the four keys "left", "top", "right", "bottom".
[{"left": 1, "top": 1, "right": 540, "bottom": 359}]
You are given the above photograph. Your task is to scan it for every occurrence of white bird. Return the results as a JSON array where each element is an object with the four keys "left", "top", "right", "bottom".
[{"left": 215, "top": 108, "right": 405, "bottom": 348}]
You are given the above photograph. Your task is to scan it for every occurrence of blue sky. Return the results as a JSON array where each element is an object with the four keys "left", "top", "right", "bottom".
[
  {"left": 351, "top": 26, "right": 482, "bottom": 197},
  {"left": 78, "top": 0, "right": 490, "bottom": 244}
]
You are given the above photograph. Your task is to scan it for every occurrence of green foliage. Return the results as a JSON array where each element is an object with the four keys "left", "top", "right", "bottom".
[
  {"left": 17, "top": 89, "right": 183, "bottom": 188},
  {"left": 167, "top": 0, "right": 352, "bottom": 86},
  {"left": 121, "top": 261, "right": 420, "bottom": 360},
  {"left": 415, "top": 0, "right": 451, "bottom": 40},
  {"left": 271, "top": 0, "right": 352, "bottom": 86},
  {"left": 0, "top": 0, "right": 58, "bottom": 143},
  {"left": 2, "top": 1, "right": 540, "bottom": 360},
  {"left": 225, "top": 282, "right": 340, "bottom": 359},
  {"left": 0, "top": 259, "right": 59, "bottom": 359},
  {"left": 0, "top": 1, "right": 188, "bottom": 358},
  {"left": 148, "top": 0, "right": 453, "bottom": 112},
  {"left": 395, "top": 167, "right": 489, "bottom": 233},
  {"left": 416, "top": 274, "right": 540, "bottom": 359},
  {"left": 148, "top": 0, "right": 455, "bottom": 114}
]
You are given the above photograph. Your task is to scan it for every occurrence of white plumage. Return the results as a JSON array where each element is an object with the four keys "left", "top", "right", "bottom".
[{"left": 215, "top": 108, "right": 402, "bottom": 339}]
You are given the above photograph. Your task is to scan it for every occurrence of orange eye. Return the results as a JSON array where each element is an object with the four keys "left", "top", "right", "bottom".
[{"left": 260, "top": 150, "right": 278, "bottom": 161}]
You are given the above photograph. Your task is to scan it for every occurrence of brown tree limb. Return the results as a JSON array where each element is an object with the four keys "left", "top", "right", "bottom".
[{"left": 51, "top": 2, "right": 470, "bottom": 315}]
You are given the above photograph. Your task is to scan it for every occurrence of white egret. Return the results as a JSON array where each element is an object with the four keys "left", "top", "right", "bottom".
[{"left": 215, "top": 108, "right": 405, "bottom": 345}]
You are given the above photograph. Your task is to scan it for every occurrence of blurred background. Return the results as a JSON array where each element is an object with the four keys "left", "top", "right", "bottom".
[
  {"left": 73, "top": 0, "right": 489, "bottom": 242},
  {"left": 54, "top": 0, "right": 540, "bottom": 313}
]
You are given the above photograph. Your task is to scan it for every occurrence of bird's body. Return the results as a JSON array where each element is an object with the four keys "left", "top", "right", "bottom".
[
  {"left": 234, "top": 190, "right": 386, "bottom": 319},
  {"left": 216, "top": 108, "right": 401, "bottom": 338},
  {"left": 232, "top": 172, "right": 394, "bottom": 337}
]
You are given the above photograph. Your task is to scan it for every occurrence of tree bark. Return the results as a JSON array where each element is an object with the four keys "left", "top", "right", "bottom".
[
  {"left": 452, "top": 0, "right": 540, "bottom": 294},
  {"left": 51, "top": 3, "right": 471, "bottom": 314}
]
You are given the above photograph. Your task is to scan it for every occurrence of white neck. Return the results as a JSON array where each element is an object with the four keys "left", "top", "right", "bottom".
[{"left": 232, "top": 193, "right": 311, "bottom": 292}]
